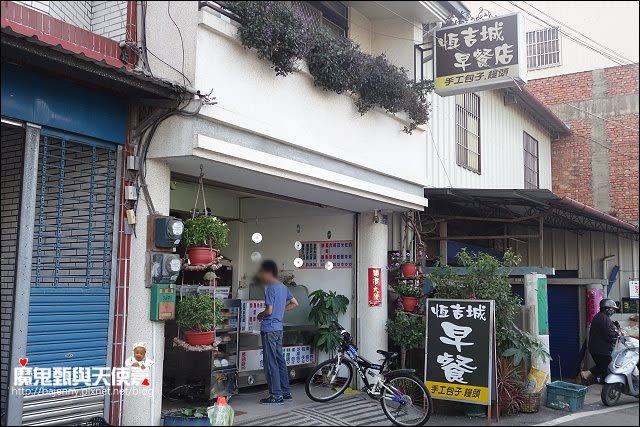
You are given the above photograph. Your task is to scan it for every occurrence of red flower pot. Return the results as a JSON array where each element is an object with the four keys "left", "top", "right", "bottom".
[
  {"left": 187, "top": 247, "right": 218, "bottom": 266},
  {"left": 400, "top": 263, "right": 418, "bottom": 278},
  {"left": 401, "top": 296, "right": 419, "bottom": 312},
  {"left": 184, "top": 330, "right": 215, "bottom": 346}
]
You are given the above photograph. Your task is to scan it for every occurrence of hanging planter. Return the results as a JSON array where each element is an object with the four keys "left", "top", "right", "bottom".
[
  {"left": 400, "top": 262, "right": 418, "bottom": 278},
  {"left": 187, "top": 246, "right": 219, "bottom": 266},
  {"left": 401, "top": 296, "right": 419, "bottom": 313},
  {"left": 176, "top": 294, "right": 225, "bottom": 346},
  {"left": 183, "top": 330, "right": 216, "bottom": 346},
  {"left": 392, "top": 280, "right": 423, "bottom": 313},
  {"left": 183, "top": 215, "right": 229, "bottom": 266}
]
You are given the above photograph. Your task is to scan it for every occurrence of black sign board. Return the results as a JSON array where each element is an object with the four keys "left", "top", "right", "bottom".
[
  {"left": 424, "top": 299, "right": 496, "bottom": 405},
  {"left": 433, "top": 13, "right": 526, "bottom": 96}
]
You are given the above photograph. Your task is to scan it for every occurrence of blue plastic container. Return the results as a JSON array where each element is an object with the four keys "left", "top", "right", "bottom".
[{"left": 545, "top": 381, "right": 588, "bottom": 412}]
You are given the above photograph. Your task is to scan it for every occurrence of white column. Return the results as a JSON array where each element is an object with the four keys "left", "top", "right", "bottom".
[
  {"left": 524, "top": 273, "right": 550, "bottom": 381},
  {"left": 121, "top": 159, "right": 170, "bottom": 426},
  {"left": 356, "top": 212, "right": 388, "bottom": 361}
]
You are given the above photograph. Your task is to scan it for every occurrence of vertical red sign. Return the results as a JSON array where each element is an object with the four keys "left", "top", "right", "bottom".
[{"left": 368, "top": 267, "right": 382, "bottom": 307}]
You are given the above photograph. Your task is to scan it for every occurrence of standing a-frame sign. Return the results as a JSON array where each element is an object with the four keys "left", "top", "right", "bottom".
[{"left": 424, "top": 299, "right": 498, "bottom": 420}]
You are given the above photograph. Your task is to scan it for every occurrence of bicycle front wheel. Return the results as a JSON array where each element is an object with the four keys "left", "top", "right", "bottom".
[
  {"left": 381, "top": 373, "right": 432, "bottom": 426},
  {"left": 305, "top": 357, "right": 353, "bottom": 402}
]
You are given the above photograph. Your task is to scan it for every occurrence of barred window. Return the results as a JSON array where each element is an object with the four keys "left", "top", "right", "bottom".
[
  {"left": 526, "top": 27, "right": 561, "bottom": 70},
  {"left": 455, "top": 93, "right": 481, "bottom": 173},
  {"left": 294, "top": 1, "right": 348, "bottom": 38},
  {"left": 523, "top": 132, "right": 539, "bottom": 189}
]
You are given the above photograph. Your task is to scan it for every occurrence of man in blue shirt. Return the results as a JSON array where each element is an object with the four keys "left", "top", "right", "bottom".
[{"left": 256, "top": 260, "right": 298, "bottom": 404}]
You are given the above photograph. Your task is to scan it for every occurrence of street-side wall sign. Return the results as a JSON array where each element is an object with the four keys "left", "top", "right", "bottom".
[
  {"left": 425, "top": 299, "right": 496, "bottom": 404},
  {"left": 434, "top": 13, "right": 527, "bottom": 96}
]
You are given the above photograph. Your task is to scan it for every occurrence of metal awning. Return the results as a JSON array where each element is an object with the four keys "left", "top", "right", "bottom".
[{"left": 424, "top": 188, "right": 639, "bottom": 238}]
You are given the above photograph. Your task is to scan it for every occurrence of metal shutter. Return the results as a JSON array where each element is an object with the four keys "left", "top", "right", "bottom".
[
  {"left": 547, "top": 285, "right": 580, "bottom": 380},
  {"left": 23, "top": 135, "right": 117, "bottom": 425}
]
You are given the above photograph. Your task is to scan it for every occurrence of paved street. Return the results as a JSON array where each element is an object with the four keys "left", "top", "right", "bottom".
[{"left": 231, "top": 383, "right": 639, "bottom": 426}]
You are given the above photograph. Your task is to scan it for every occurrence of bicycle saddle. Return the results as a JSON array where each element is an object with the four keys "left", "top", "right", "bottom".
[{"left": 377, "top": 350, "right": 398, "bottom": 359}]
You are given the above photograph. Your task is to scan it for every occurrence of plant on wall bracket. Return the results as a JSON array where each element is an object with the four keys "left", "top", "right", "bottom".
[{"left": 221, "top": 1, "right": 433, "bottom": 133}]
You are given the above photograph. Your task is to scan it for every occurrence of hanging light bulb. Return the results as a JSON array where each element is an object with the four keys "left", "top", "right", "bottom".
[
  {"left": 293, "top": 258, "right": 303, "bottom": 268},
  {"left": 252, "top": 232, "right": 263, "bottom": 243}
]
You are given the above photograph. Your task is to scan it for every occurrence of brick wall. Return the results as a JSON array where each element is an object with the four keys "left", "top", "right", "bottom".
[
  {"left": 527, "top": 64, "right": 640, "bottom": 224},
  {"left": 0, "top": 126, "right": 24, "bottom": 416},
  {"left": 15, "top": 1, "right": 127, "bottom": 41},
  {"left": 551, "top": 120, "right": 593, "bottom": 205},
  {"left": 526, "top": 70, "right": 593, "bottom": 105},
  {"left": 607, "top": 114, "right": 639, "bottom": 221}
]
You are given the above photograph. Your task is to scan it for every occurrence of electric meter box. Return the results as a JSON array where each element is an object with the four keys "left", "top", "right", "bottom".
[
  {"left": 150, "top": 283, "right": 176, "bottom": 321},
  {"left": 154, "top": 216, "right": 184, "bottom": 249},
  {"left": 149, "top": 252, "right": 181, "bottom": 286}
]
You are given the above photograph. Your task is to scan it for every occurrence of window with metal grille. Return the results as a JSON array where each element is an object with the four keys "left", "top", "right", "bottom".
[
  {"left": 293, "top": 1, "right": 348, "bottom": 38},
  {"left": 526, "top": 27, "right": 561, "bottom": 70},
  {"left": 455, "top": 93, "right": 481, "bottom": 173},
  {"left": 523, "top": 132, "right": 539, "bottom": 189}
]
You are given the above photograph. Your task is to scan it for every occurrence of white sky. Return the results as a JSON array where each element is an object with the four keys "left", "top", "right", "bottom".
[{"left": 464, "top": 1, "right": 639, "bottom": 65}]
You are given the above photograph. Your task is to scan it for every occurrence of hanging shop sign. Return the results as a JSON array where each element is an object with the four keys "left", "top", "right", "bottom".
[
  {"left": 298, "top": 240, "right": 353, "bottom": 269},
  {"left": 368, "top": 268, "right": 383, "bottom": 307},
  {"left": 425, "top": 299, "right": 496, "bottom": 405},
  {"left": 433, "top": 13, "right": 527, "bottom": 96}
]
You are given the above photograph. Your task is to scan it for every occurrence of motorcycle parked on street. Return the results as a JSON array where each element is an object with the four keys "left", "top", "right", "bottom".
[{"left": 601, "top": 335, "right": 639, "bottom": 406}]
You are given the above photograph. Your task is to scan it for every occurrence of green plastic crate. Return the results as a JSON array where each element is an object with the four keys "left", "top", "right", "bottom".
[{"left": 545, "top": 381, "right": 588, "bottom": 412}]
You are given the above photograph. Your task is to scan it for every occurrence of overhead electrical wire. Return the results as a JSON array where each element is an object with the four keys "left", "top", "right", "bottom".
[{"left": 520, "top": 0, "right": 637, "bottom": 66}]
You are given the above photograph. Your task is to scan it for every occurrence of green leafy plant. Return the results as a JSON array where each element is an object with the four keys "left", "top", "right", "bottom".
[
  {"left": 182, "top": 215, "right": 229, "bottom": 249},
  {"left": 176, "top": 294, "right": 224, "bottom": 331},
  {"left": 502, "top": 328, "right": 551, "bottom": 370},
  {"left": 222, "top": 1, "right": 432, "bottom": 133},
  {"left": 170, "top": 407, "right": 208, "bottom": 418},
  {"left": 429, "top": 249, "right": 523, "bottom": 347},
  {"left": 386, "top": 312, "right": 425, "bottom": 368},
  {"left": 429, "top": 249, "right": 550, "bottom": 386},
  {"left": 308, "top": 290, "right": 349, "bottom": 354},
  {"left": 392, "top": 280, "right": 422, "bottom": 298}
]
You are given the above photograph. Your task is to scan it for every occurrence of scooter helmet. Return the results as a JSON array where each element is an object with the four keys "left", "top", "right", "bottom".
[{"left": 600, "top": 298, "right": 618, "bottom": 310}]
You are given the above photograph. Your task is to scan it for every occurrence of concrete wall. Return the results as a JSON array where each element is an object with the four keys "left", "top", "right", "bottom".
[
  {"left": 467, "top": 1, "right": 639, "bottom": 78},
  {"left": 427, "top": 89, "right": 553, "bottom": 189},
  {"left": 527, "top": 64, "right": 639, "bottom": 224},
  {"left": 190, "top": 12, "right": 428, "bottom": 188},
  {"left": 16, "top": 1, "right": 127, "bottom": 41},
  {"left": 121, "top": 159, "right": 171, "bottom": 426},
  {"left": 0, "top": 126, "right": 24, "bottom": 416}
]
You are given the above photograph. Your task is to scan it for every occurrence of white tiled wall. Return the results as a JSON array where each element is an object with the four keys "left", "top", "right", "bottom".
[{"left": 16, "top": 1, "right": 128, "bottom": 41}]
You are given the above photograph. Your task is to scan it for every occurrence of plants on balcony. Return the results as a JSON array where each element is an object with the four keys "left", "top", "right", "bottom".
[
  {"left": 222, "top": 1, "right": 433, "bottom": 133},
  {"left": 182, "top": 215, "right": 229, "bottom": 265}
]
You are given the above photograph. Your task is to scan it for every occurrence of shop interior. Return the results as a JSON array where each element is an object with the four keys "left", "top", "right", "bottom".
[{"left": 161, "top": 177, "right": 355, "bottom": 409}]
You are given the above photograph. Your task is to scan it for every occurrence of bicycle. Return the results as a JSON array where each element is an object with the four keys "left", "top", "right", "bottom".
[{"left": 305, "top": 323, "right": 432, "bottom": 426}]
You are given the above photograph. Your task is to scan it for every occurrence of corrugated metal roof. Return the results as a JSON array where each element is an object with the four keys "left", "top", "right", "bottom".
[
  {"left": 424, "top": 187, "right": 639, "bottom": 236},
  {"left": 503, "top": 86, "right": 571, "bottom": 137}
]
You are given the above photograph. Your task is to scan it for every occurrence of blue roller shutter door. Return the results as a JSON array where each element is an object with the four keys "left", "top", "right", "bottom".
[{"left": 27, "top": 134, "right": 116, "bottom": 385}]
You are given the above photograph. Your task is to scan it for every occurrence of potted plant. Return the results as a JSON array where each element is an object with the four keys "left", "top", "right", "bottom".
[
  {"left": 182, "top": 215, "right": 229, "bottom": 265},
  {"left": 176, "top": 294, "right": 224, "bottom": 346},
  {"left": 163, "top": 407, "right": 210, "bottom": 426},
  {"left": 308, "top": 290, "right": 349, "bottom": 356},
  {"left": 400, "top": 258, "right": 419, "bottom": 278},
  {"left": 386, "top": 312, "right": 424, "bottom": 369},
  {"left": 392, "top": 280, "right": 422, "bottom": 312}
]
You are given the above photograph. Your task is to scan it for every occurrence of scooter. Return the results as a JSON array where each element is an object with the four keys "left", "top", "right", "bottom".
[{"left": 601, "top": 335, "right": 639, "bottom": 406}]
